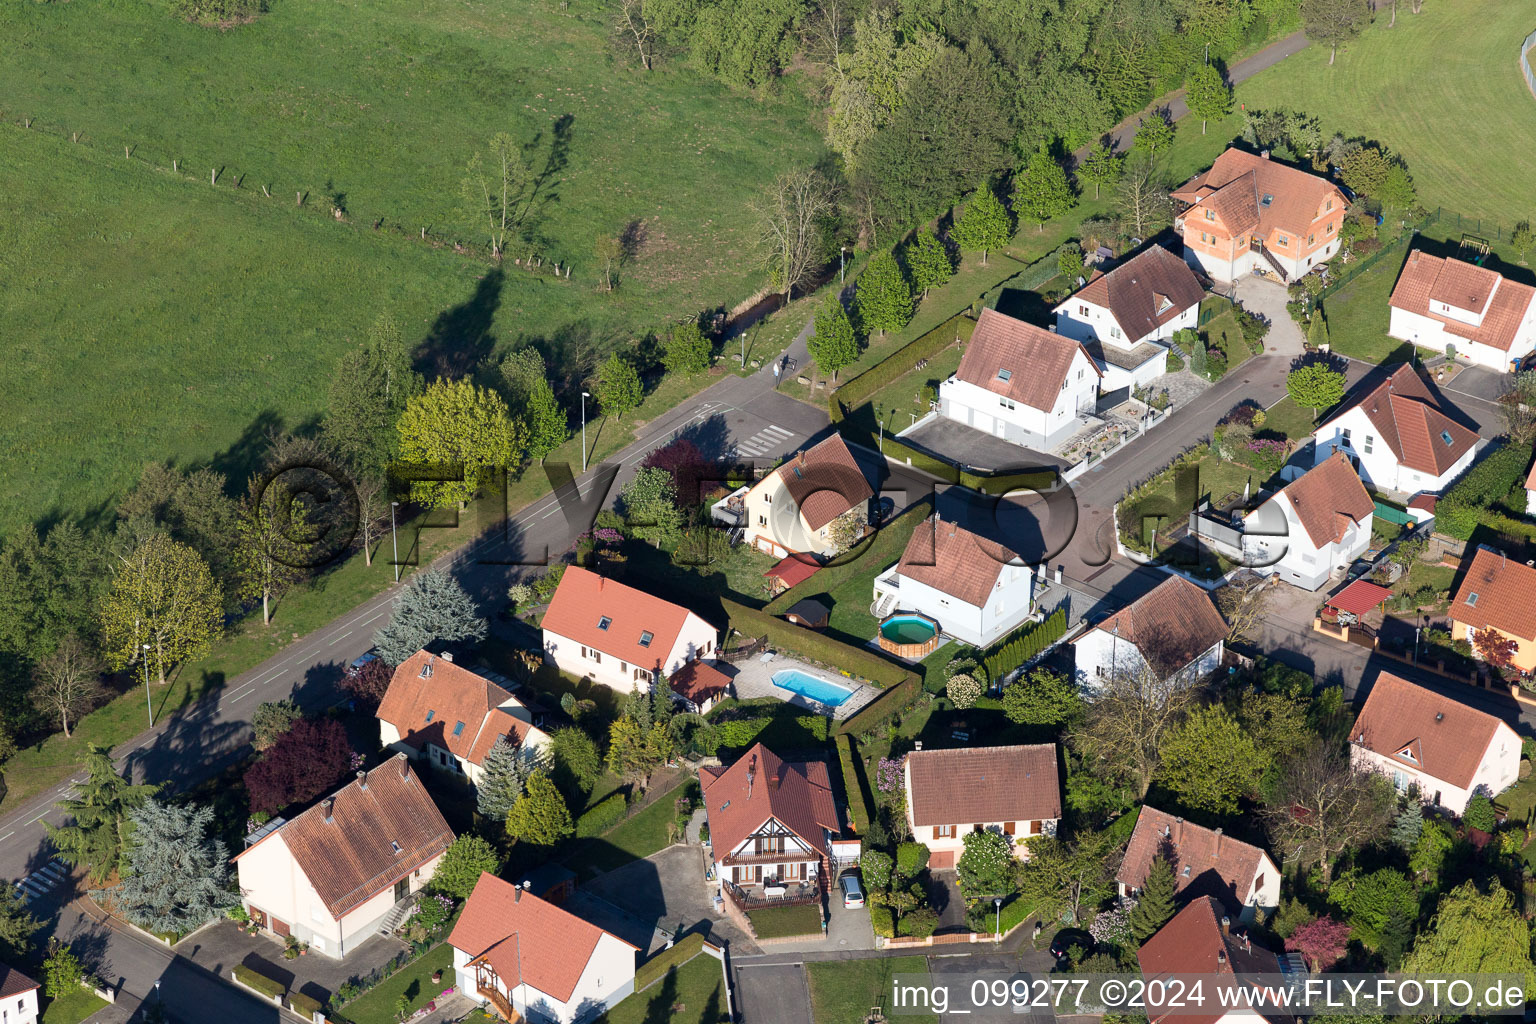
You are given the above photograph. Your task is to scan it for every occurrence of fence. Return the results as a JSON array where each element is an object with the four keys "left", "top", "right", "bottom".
[
  {"left": 1522, "top": 28, "right": 1536, "bottom": 99},
  {"left": 1316, "top": 208, "right": 1438, "bottom": 303}
]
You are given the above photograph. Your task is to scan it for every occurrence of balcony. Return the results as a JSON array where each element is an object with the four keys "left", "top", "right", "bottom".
[
  {"left": 724, "top": 878, "right": 821, "bottom": 911},
  {"left": 722, "top": 848, "right": 815, "bottom": 867}
]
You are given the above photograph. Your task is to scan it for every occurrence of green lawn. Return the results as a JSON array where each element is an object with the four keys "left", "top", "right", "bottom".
[
  {"left": 561, "top": 776, "right": 692, "bottom": 879},
  {"left": 1259, "top": 396, "right": 1319, "bottom": 443},
  {"left": 1121, "top": 448, "right": 1266, "bottom": 553},
  {"left": 40, "top": 988, "right": 109, "bottom": 1024},
  {"left": 837, "top": 344, "right": 965, "bottom": 451},
  {"left": 806, "top": 956, "right": 938, "bottom": 1024},
  {"left": 747, "top": 903, "right": 823, "bottom": 939},
  {"left": 1315, "top": 249, "right": 1415, "bottom": 363},
  {"left": 337, "top": 944, "right": 454, "bottom": 1024},
  {"left": 1203, "top": 311, "right": 1254, "bottom": 374},
  {"left": 1237, "top": 0, "right": 1536, "bottom": 230},
  {"left": 597, "top": 953, "right": 728, "bottom": 1024}
]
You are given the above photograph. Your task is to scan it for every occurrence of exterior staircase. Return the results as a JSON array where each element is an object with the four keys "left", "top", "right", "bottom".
[
  {"left": 870, "top": 588, "right": 897, "bottom": 619},
  {"left": 377, "top": 893, "right": 418, "bottom": 936},
  {"left": 1257, "top": 245, "right": 1289, "bottom": 282}
]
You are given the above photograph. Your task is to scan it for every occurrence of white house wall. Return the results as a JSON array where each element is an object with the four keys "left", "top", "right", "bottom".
[
  {"left": 939, "top": 350, "right": 1098, "bottom": 450},
  {"left": 543, "top": 619, "right": 716, "bottom": 696},
  {"left": 1313, "top": 408, "right": 1478, "bottom": 495},
  {"left": 1074, "top": 631, "right": 1222, "bottom": 689},
  {"left": 1241, "top": 492, "right": 1369, "bottom": 591},
  {"left": 875, "top": 567, "right": 1035, "bottom": 648},
  {"left": 1054, "top": 298, "right": 1197, "bottom": 349},
  {"left": 1351, "top": 722, "right": 1519, "bottom": 814}
]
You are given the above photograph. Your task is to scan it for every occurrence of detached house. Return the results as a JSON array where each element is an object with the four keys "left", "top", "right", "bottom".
[
  {"left": 234, "top": 754, "right": 453, "bottom": 958},
  {"left": 377, "top": 650, "right": 550, "bottom": 784},
  {"left": 1138, "top": 897, "right": 1297, "bottom": 1024},
  {"left": 1349, "top": 672, "right": 1520, "bottom": 813},
  {"left": 0, "top": 965, "right": 39, "bottom": 1024},
  {"left": 737, "top": 434, "right": 874, "bottom": 559},
  {"left": 1053, "top": 244, "right": 1206, "bottom": 395},
  {"left": 903, "top": 744, "right": 1061, "bottom": 869},
  {"left": 1239, "top": 452, "right": 1375, "bottom": 590},
  {"left": 1117, "top": 807, "right": 1280, "bottom": 923},
  {"left": 939, "top": 308, "right": 1103, "bottom": 450},
  {"left": 1450, "top": 545, "right": 1536, "bottom": 675},
  {"left": 542, "top": 567, "right": 718, "bottom": 694},
  {"left": 1072, "top": 575, "right": 1228, "bottom": 687},
  {"left": 872, "top": 514, "right": 1035, "bottom": 648},
  {"left": 451, "top": 872, "right": 638, "bottom": 1024},
  {"left": 1389, "top": 250, "right": 1536, "bottom": 370},
  {"left": 1313, "top": 363, "right": 1479, "bottom": 495},
  {"left": 701, "top": 743, "right": 856, "bottom": 900},
  {"left": 1172, "top": 147, "right": 1347, "bottom": 283}
]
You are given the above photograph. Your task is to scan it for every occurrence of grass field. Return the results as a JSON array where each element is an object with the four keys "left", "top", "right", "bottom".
[
  {"left": 746, "top": 903, "right": 823, "bottom": 939},
  {"left": 561, "top": 775, "right": 691, "bottom": 879},
  {"left": 0, "top": 0, "right": 824, "bottom": 533},
  {"left": 598, "top": 953, "right": 728, "bottom": 1024},
  {"left": 336, "top": 944, "right": 454, "bottom": 1024},
  {"left": 806, "top": 956, "right": 938, "bottom": 1024},
  {"left": 1237, "top": 1, "right": 1536, "bottom": 228},
  {"left": 40, "top": 988, "right": 109, "bottom": 1024}
]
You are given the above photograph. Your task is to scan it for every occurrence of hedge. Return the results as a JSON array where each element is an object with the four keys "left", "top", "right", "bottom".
[
  {"left": 982, "top": 607, "right": 1068, "bottom": 682},
  {"left": 232, "top": 964, "right": 285, "bottom": 1001},
  {"left": 576, "top": 791, "right": 629, "bottom": 838},
  {"left": 981, "top": 247, "right": 1073, "bottom": 310},
  {"left": 880, "top": 437, "right": 962, "bottom": 481},
  {"left": 838, "top": 734, "right": 872, "bottom": 834},
  {"left": 869, "top": 905, "right": 896, "bottom": 938},
  {"left": 835, "top": 671, "right": 922, "bottom": 737},
  {"left": 288, "top": 991, "right": 324, "bottom": 1018},
  {"left": 1436, "top": 440, "right": 1533, "bottom": 540},
  {"left": 896, "top": 842, "right": 930, "bottom": 877},
  {"left": 829, "top": 314, "right": 976, "bottom": 423},
  {"left": 722, "top": 599, "right": 908, "bottom": 688},
  {"left": 636, "top": 934, "right": 707, "bottom": 991}
]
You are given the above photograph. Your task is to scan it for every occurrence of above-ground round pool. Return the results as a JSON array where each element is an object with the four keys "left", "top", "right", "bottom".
[{"left": 879, "top": 612, "right": 941, "bottom": 658}]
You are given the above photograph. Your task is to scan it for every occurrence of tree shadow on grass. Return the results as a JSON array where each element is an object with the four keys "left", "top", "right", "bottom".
[{"left": 415, "top": 270, "right": 503, "bottom": 381}]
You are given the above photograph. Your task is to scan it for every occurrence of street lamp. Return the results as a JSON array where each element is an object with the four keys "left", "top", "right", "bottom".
[
  {"left": 390, "top": 501, "right": 400, "bottom": 583},
  {"left": 875, "top": 404, "right": 885, "bottom": 452},
  {"left": 581, "top": 391, "right": 592, "bottom": 473},
  {"left": 994, "top": 897, "right": 1003, "bottom": 941},
  {"left": 839, "top": 246, "right": 847, "bottom": 286},
  {"left": 142, "top": 643, "right": 152, "bottom": 729}
]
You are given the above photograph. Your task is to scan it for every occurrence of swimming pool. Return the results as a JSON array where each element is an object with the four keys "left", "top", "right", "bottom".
[
  {"left": 771, "top": 669, "right": 855, "bottom": 707},
  {"left": 880, "top": 614, "right": 937, "bottom": 645}
]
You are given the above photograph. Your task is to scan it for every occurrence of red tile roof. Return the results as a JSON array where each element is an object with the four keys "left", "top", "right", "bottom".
[
  {"left": 1172, "top": 148, "right": 1344, "bottom": 246},
  {"left": 954, "top": 308, "right": 1101, "bottom": 412},
  {"left": 905, "top": 744, "right": 1061, "bottom": 827},
  {"left": 377, "top": 651, "right": 535, "bottom": 767},
  {"left": 236, "top": 754, "right": 454, "bottom": 919},
  {"left": 1071, "top": 244, "right": 1206, "bottom": 342},
  {"left": 1450, "top": 545, "right": 1536, "bottom": 642},
  {"left": 701, "top": 743, "right": 842, "bottom": 858},
  {"left": 542, "top": 566, "right": 715, "bottom": 671},
  {"left": 764, "top": 554, "right": 821, "bottom": 589},
  {"left": 1325, "top": 580, "right": 1394, "bottom": 617},
  {"left": 774, "top": 434, "right": 874, "bottom": 531},
  {"left": 0, "top": 964, "right": 38, "bottom": 1000},
  {"left": 896, "top": 516, "right": 1020, "bottom": 608},
  {"left": 1272, "top": 452, "right": 1374, "bottom": 548},
  {"left": 1077, "top": 575, "right": 1228, "bottom": 678},
  {"left": 1349, "top": 672, "right": 1511, "bottom": 790},
  {"left": 1137, "top": 897, "right": 1292, "bottom": 1024},
  {"left": 1390, "top": 250, "right": 1536, "bottom": 356},
  {"left": 1319, "top": 364, "right": 1477, "bottom": 476},
  {"left": 449, "top": 872, "right": 636, "bottom": 1004},
  {"left": 668, "top": 659, "right": 732, "bottom": 706},
  {"left": 1117, "top": 806, "right": 1273, "bottom": 909}
]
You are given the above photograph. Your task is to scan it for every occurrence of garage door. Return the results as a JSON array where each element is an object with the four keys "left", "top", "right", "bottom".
[{"left": 929, "top": 850, "right": 956, "bottom": 870}]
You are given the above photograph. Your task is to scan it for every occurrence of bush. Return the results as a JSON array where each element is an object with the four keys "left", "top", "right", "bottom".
[
  {"left": 896, "top": 842, "right": 930, "bottom": 878},
  {"left": 981, "top": 608, "right": 1068, "bottom": 683},
  {"left": 838, "top": 735, "right": 872, "bottom": 834},
  {"left": 576, "top": 792, "right": 629, "bottom": 837},
  {"left": 288, "top": 992, "right": 324, "bottom": 1018},
  {"left": 233, "top": 964, "right": 286, "bottom": 1000},
  {"left": 863, "top": 849, "right": 894, "bottom": 890},
  {"left": 171, "top": 0, "right": 267, "bottom": 24},
  {"left": 834, "top": 673, "right": 923, "bottom": 737},
  {"left": 724, "top": 599, "right": 908, "bottom": 688},
  {"left": 946, "top": 673, "right": 982, "bottom": 708},
  {"left": 1464, "top": 793, "right": 1496, "bottom": 832},
  {"left": 870, "top": 905, "right": 896, "bottom": 938},
  {"left": 636, "top": 934, "right": 706, "bottom": 991},
  {"left": 899, "top": 907, "right": 940, "bottom": 938},
  {"left": 1436, "top": 441, "right": 1534, "bottom": 540},
  {"left": 1166, "top": 350, "right": 1185, "bottom": 372}
]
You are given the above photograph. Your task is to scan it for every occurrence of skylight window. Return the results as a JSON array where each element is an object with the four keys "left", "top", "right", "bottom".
[
  {"left": 639, "top": 631, "right": 654, "bottom": 647},
  {"left": 452, "top": 721, "right": 466, "bottom": 737},
  {"left": 997, "top": 368, "right": 1012, "bottom": 382},
  {"left": 598, "top": 616, "right": 612, "bottom": 630},
  {"left": 424, "top": 710, "right": 435, "bottom": 723},
  {"left": 1440, "top": 431, "right": 1454, "bottom": 446},
  {"left": 1467, "top": 592, "right": 1479, "bottom": 607},
  {"left": 1260, "top": 193, "right": 1274, "bottom": 207},
  {"left": 390, "top": 841, "right": 402, "bottom": 855}
]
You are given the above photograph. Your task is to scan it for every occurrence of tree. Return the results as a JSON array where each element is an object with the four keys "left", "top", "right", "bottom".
[
  {"left": 618, "top": 467, "right": 683, "bottom": 544},
  {"left": 1334, "top": 867, "right": 1417, "bottom": 948},
  {"left": 752, "top": 168, "right": 835, "bottom": 303},
  {"left": 431, "top": 835, "right": 500, "bottom": 898},
  {"left": 1339, "top": 146, "right": 1392, "bottom": 198},
  {"left": 1129, "top": 856, "right": 1176, "bottom": 940},
  {"left": 1156, "top": 704, "right": 1265, "bottom": 815},
  {"left": 1185, "top": 64, "right": 1232, "bottom": 135},
  {"left": 1016, "top": 832, "right": 1115, "bottom": 927},
  {"left": 862, "top": 849, "right": 893, "bottom": 890},
  {"left": 1473, "top": 627, "right": 1518, "bottom": 669},
  {"left": 809, "top": 295, "right": 859, "bottom": 381},
  {"left": 904, "top": 231, "right": 953, "bottom": 299},
  {"left": 522, "top": 376, "right": 569, "bottom": 461},
  {"left": 342, "top": 656, "right": 394, "bottom": 709},
  {"left": 0, "top": 521, "right": 108, "bottom": 667},
  {"left": 234, "top": 479, "right": 305, "bottom": 627},
  {"left": 324, "top": 313, "right": 422, "bottom": 474},
  {"left": 1071, "top": 659, "right": 1198, "bottom": 798},
  {"left": 110, "top": 799, "right": 235, "bottom": 934},
  {"left": 1261, "top": 739, "right": 1393, "bottom": 882},
  {"left": 1300, "top": 0, "right": 1371, "bottom": 64},
  {"left": 251, "top": 699, "right": 302, "bottom": 751},
  {"left": 99, "top": 534, "right": 222, "bottom": 686},
  {"left": 1189, "top": 331, "right": 1209, "bottom": 377},
  {"left": 1500, "top": 370, "right": 1536, "bottom": 445},
  {"left": 1133, "top": 113, "right": 1175, "bottom": 160},
  {"left": 0, "top": 884, "right": 39, "bottom": 962},
  {"left": 396, "top": 377, "right": 522, "bottom": 508},
  {"left": 372, "top": 568, "right": 487, "bottom": 666},
  {"left": 243, "top": 718, "right": 351, "bottom": 815},
  {"left": 1409, "top": 818, "right": 1454, "bottom": 884},
  {"left": 476, "top": 736, "right": 529, "bottom": 822},
  {"left": 1001, "top": 668, "right": 1081, "bottom": 726},
  {"left": 594, "top": 231, "right": 623, "bottom": 291},
  {"left": 593, "top": 353, "right": 644, "bottom": 421},
  {"left": 505, "top": 770, "right": 573, "bottom": 847},
  {"left": 1286, "top": 915, "right": 1351, "bottom": 970},
  {"left": 956, "top": 829, "right": 1018, "bottom": 905},
  {"left": 663, "top": 319, "right": 712, "bottom": 376},
  {"left": 1216, "top": 573, "right": 1270, "bottom": 643},
  {"left": 1463, "top": 792, "right": 1497, "bottom": 832},
  {"left": 946, "top": 673, "right": 982, "bottom": 709},
  {"left": 1116, "top": 153, "right": 1172, "bottom": 238},
  {"left": 45, "top": 745, "right": 159, "bottom": 884},
  {"left": 1076, "top": 143, "right": 1122, "bottom": 200},
  {"left": 354, "top": 472, "right": 388, "bottom": 568},
  {"left": 33, "top": 634, "right": 102, "bottom": 739},
  {"left": 855, "top": 252, "right": 914, "bottom": 338},
  {"left": 949, "top": 186, "right": 1013, "bottom": 265},
  {"left": 550, "top": 726, "right": 603, "bottom": 798},
  {"left": 1286, "top": 363, "right": 1346, "bottom": 416},
  {"left": 606, "top": 715, "right": 662, "bottom": 788},
  {"left": 1402, "top": 881, "right": 1536, "bottom": 994},
  {"left": 617, "top": 0, "right": 654, "bottom": 69},
  {"left": 43, "top": 940, "right": 84, "bottom": 998},
  {"left": 462, "top": 132, "right": 532, "bottom": 259},
  {"left": 1014, "top": 150, "right": 1075, "bottom": 232},
  {"left": 1389, "top": 801, "right": 1424, "bottom": 851},
  {"left": 1512, "top": 221, "right": 1534, "bottom": 266}
]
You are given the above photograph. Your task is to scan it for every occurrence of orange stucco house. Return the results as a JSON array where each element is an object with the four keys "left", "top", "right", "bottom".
[{"left": 1450, "top": 545, "right": 1536, "bottom": 674}]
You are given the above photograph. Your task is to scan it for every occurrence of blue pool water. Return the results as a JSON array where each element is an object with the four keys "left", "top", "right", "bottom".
[{"left": 772, "top": 669, "right": 855, "bottom": 707}]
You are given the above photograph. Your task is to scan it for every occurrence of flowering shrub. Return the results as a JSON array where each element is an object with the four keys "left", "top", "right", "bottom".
[
  {"left": 592, "top": 527, "right": 624, "bottom": 545},
  {"left": 350, "top": 751, "right": 366, "bottom": 772},
  {"left": 1089, "top": 898, "right": 1136, "bottom": 947},
  {"left": 1243, "top": 438, "right": 1288, "bottom": 475},
  {"left": 877, "top": 757, "right": 907, "bottom": 793}
]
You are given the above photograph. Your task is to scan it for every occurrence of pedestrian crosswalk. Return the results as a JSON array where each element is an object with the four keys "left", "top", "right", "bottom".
[
  {"left": 729, "top": 424, "right": 794, "bottom": 460},
  {"left": 13, "top": 857, "right": 68, "bottom": 904}
]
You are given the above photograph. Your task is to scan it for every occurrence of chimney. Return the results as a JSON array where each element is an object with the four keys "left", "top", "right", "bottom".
[
  {"left": 441, "top": 651, "right": 454, "bottom": 663},
  {"left": 1213, "top": 828, "right": 1223, "bottom": 858},
  {"left": 914, "top": 741, "right": 923, "bottom": 752},
  {"left": 1260, "top": 150, "right": 1270, "bottom": 160},
  {"left": 1175, "top": 817, "right": 1184, "bottom": 843},
  {"left": 1217, "top": 948, "right": 1227, "bottom": 965},
  {"left": 747, "top": 755, "right": 756, "bottom": 799},
  {"left": 514, "top": 883, "right": 522, "bottom": 903},
  {"left": 798, "top": 450, "right": 806, "bottom": 465},
  {"left": 1220, "top": 916, "right": 1230, "bottom": 934},
  {"left": 357, "top": 770, "right": 368, "bottom": 791},
  {"left": 323, "top": 798, "right": 335, "bottom": 824},
  {"left": 401, "top": 757, "right": 412, "bottom": 781}
]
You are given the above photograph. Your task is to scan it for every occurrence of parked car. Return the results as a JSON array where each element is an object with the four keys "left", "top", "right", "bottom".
[
  {"left": 346, "top": 651, "right": 379, "bottom": 676},
  {"left": 1048, "top": 928, "right": 1094, "bottom": 961},
  {"left": 839, "top": 873, "right": 865, "bottom": 910},
  {"left": 1512, "top": 352, "right": 1536, "bottom": 375}
]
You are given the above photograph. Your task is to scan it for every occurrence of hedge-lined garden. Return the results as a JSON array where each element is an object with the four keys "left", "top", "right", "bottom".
[
  {"left": 1435, "top": 440, "right": 1533, "bottom": 540},
  {"left": 828, "top": 315, "right": 976, "bottom": 424},
  {"left": 981, "top": 608, "right": 1069, "bottom": 683}
]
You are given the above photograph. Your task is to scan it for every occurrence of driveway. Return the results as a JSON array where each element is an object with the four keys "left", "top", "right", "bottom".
[
  {"left": 735, "top": 964, "right": 813, "bottom": 1024},
  {"left": 1231, "top": 277, "right": 1305, "bottom": 358},
  {"left": 174, "top": 919, "right": 409, "bottom": 1006},
  {"left": 898, "top": 417, "right": 1069, "bottom": 475},
  {"left": 928, "top": 871, "right": 970, "bottom": 935},
  {"left": 927, "top": 950, "right": 1057, "bottom": 1024},
  {"left": 1439, "top": 363, "right": 1509, "bottom": 403},
  {"left": 577, "top": 845, "right": 756, "bottom": 954}
]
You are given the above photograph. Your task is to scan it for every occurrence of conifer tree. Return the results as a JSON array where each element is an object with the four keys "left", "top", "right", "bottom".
[
  {"left": 46, "top": 746, "right": 159, "bottom": 884},
  {"left": 854, "top": 252, "right": 914, "bottom": 338},
  {"left": 1129, "top": 855, "right": 1177, "bottom": 940},
  {"left": 476, "top": 736, "right": 529, "bottom": 822},
  {"left": 110, "top": 800, "right": 235, "bottom": 934}
]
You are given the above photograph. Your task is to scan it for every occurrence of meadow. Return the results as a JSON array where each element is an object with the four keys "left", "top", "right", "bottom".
[
  {"left": 1237, "top": 0, "right": 1536, "bottom": 229},
  {"left": 0, "top": 0, "right": 825, "bottom": 531}
]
